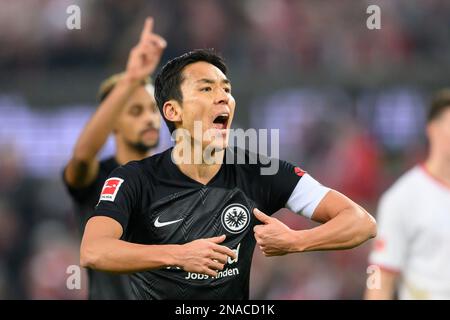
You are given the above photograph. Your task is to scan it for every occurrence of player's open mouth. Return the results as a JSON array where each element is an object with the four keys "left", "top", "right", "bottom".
[{"left": 212, "top": 113, "right": 229, "bottom": 130}]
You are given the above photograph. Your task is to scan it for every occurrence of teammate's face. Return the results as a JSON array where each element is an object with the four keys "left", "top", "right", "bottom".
[
  {"left": 428, "top": 108, "right": 450, "bottom": 159},
  {"left": 116, "top": 86, "right": 161, "bottom": 152},
  {"left": 176, "top": 61, "right": 235, "bottom": 150}
]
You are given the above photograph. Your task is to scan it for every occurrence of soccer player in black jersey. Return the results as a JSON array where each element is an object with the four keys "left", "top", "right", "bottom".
[
  {"left": 80, "top": 23, "right": 377, "bottom": 300},
  {"left": 63, "top": 18, "right": 166, "bottom": 299}
]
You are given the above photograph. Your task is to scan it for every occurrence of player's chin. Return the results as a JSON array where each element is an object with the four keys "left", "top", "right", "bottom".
[
  {"left": 143, "top": 136, "right": 159, "bottom": 147},
  {"left": 134, "top": 138, "right": 159, "bottom": 152}
]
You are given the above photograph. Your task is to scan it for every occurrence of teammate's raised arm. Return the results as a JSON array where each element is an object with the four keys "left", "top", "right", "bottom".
[{"left": 64, "top": 17, "right": 166, "bottom": 188}]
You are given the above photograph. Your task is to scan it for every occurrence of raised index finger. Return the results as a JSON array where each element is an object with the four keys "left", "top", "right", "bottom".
[{"left": 140, "top": 17, "right": 154, "bottom": 41}]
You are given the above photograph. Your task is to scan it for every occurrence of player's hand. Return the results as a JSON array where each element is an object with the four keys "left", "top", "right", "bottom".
[
  {"left": 125, "top": 17, "right": 167, "bottom": 86},
  {"left": 178, "top": 235, "right": 237, "bottom": 277},
  {"left": 253, "top": 208, "right": 298, "bottom": 256}
]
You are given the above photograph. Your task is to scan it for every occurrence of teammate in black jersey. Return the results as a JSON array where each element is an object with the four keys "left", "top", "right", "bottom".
[
  {"left": 80, "top": 20, "right": 377, "bottom": 300},
  {"left": 63, "top": 18, "right": 166, "bottom": 299}
]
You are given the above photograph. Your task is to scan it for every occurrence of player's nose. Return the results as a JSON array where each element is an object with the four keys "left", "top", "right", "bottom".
[
  {"left": 143, "top": 109, "right": 159, "bottom": 125},
  {"left": 214, "top": 88, "right": 230, "bottom": 105}
]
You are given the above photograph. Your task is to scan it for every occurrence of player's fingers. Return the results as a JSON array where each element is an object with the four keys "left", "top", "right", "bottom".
[
  {"left": 140, "top": 42, "right": 163, "bottom": 60},
  {"left": 212, "top": 244, "right": 236, "bottom": 260},
  {"left": 253, "top": 208, "right": 271, "bottom": 224},
  {"left": 139, "top": 46, "right": 157, "bottom": 63},
  {"left": 207, "top": 260, "right": 225, "bottom": 271},
  {"left": 203, "top": 268, "right": 218, "bottom": 278},
  {"left": 141, "top": 33, "right": 167, "bottom": 49},
  {"left": 207, "top": 234, "right": 226, "bottom": 243},
  {"left": 130, "top": 44, "right": 152, "bottom": 63},
  {"left": 128, "top": 45, "right": 140, "bottom": 60},
  {"left": 139, "top": 28, "right": 167, "bottom": 48},
  {"left": 210, "top": 252, "right": 228, "bottom": 265},
  {"left": 153, "top": 34, "right": 167, "bottom": 48},
  {"left": 253, "top": 225, "right": 264, "bottom": 234},
  {"left": 254, "top": 230, "right": 266, "bottom": 245},
  {"left": 140, "top": 43, "right": 165, "bottom": 61},
  {"left": 140, "top": 17, "right": 154, "bottom": 41}
]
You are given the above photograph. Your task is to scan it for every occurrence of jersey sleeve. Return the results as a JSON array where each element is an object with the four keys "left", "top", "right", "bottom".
[
  {"left": 90, "top": 164, "right": 142, "bottom": 232},
  {"left": 261, "top": 158, "right": 329, "bottom": 217},
  {"left": 62, "top": 165, "right": 103, "bottom": 206},
  {"left": 368, "top": 190, "right": 408, "bottom": 272}
]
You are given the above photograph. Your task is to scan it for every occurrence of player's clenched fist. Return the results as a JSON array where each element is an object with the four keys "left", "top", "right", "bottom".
[
  {"left": 176, "top": 235, "right": 236, "bottom": 277},
  {"left": 125, "top": 17, "right": 167, "bottom": 86}
]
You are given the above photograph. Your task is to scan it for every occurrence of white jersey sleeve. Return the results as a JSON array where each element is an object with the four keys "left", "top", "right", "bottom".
[
  {"left": 369, "top": 190, "right": 409, "bottom": 272},
  {"left": 286, "top": 173, "right": 331, "bottom": 219}
]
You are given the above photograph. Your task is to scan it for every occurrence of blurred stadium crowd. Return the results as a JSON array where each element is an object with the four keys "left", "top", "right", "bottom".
[{"left": 0, "top": 0, "right": 449, "bottom": 299}]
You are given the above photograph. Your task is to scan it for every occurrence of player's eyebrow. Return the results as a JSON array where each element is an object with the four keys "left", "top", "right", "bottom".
[{"left": 196, "top": 78, "right": 231, "bottom": 86}]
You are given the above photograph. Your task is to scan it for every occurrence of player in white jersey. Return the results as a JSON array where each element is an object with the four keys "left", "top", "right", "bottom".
[{"left": 365, "top": 89, "right": 450, "bottom": 299}]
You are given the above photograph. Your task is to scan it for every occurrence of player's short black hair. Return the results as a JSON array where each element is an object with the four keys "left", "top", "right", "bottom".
[
  {"left": 154, "top": 49, "right": 228, "bottom": 133},
  {"left": 428, "top": 89, "right": 450, "bottom": 123}
]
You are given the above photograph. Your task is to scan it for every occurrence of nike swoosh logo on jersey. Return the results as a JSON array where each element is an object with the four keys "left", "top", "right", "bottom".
[{"left": 154, "top": 216, "right": 183, "bottom": 228}]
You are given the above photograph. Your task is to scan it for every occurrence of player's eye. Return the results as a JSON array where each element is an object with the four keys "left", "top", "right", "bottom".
[
  {"left": 129, "top": 105, "right": 143, "bottom": 116},
  {"left": 200, "top": 87, "right": 212, "bottom": 92},
  {"left": 224, "top": 87, "right": 231, "bottom": 93}
]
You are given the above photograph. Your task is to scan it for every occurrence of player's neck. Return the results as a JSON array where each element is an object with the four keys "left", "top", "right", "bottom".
[
  {"left": 424, "top": 155, "right": 450, "bottom": 187},
  {"left": 173, "top": 148, "right": 225, "bottom": 185}
]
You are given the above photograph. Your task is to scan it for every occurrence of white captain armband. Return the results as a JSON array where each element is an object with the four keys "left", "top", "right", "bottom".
[{"left": 286, "top": 173, "right": 331, "bottom": 219}]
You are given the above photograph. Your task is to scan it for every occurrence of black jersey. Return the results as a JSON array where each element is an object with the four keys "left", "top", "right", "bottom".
[
  {"left": 63, "top": 157, "right": 134, "bottom": 300},
  {"left": 93, "top": 147, "right": 303, "bottom": 300}
]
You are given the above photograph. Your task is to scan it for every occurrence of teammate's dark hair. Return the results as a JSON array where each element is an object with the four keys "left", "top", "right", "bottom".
[
  {"left": 428, "top": 89, "right": 450, "bottom": 123},
  {"left": 154, "top": 49, "right": 228, "bottom": 133}
]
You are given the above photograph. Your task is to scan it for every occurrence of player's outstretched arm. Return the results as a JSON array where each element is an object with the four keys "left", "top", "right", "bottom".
[
  {"left": 80, "top": 216, "right": 236, "bottom": 276},
  {"left": 254, "top": 190, "right": 377, "bottom": 256},
  {"left": 65, "top": 17, "right": 166, "bottom": 188}
]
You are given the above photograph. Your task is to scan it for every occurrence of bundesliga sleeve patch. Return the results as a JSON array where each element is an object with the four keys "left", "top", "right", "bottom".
[{"left": 99, "top": 177, "right": 124, "bottom": 202}]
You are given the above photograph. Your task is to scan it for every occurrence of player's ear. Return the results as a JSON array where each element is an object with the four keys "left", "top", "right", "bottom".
[{"left": 163, "top": 100, "right": 182, "bottom": 123}]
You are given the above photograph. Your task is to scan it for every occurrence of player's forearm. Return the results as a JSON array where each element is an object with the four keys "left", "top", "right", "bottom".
[
  {"left": 73, "top": 75, "right": 137, "bottom": 162},
  {"left": 293, "top": 206, "right": 377, "bottom": 252},
  {"left": 80, "top": 237, "right": 180, "bottom": 273}
]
